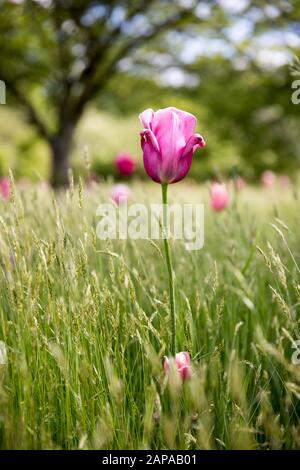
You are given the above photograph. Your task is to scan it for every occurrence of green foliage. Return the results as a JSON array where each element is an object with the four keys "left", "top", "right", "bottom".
[{"left": 0, "top": 108, "right": 49, "bottom": 180}]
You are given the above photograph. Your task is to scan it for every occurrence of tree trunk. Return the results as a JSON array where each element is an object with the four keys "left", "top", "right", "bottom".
[{"left": 50, "top": 126, "right": 74, "bottom": 188}]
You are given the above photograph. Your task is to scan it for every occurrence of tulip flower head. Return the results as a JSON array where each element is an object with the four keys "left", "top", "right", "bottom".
[
  {"left": 0, "top": 177, "right": 10, "bottom": 200},
  {"left": 261, "top": 170, "right": 276, "bottom": 188},
  {"left": 111, "top": 184, "right": 130, "bottom": 205},
  {"left": 140, "top": 107, "right": 205, "bottom": 184},
  {"left": 164, "top": 352, "right": 191, "bottom": 382},
  {"left": 115, "top": 153, "right": 136, "bottom": 177},
  {"left": 211, "top": 182, "right": 230, "bottom": 212}
]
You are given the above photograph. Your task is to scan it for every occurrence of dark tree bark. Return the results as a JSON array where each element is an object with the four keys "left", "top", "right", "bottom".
[{"left": 50, "top": 125, "right": 74, "bottom": 188}]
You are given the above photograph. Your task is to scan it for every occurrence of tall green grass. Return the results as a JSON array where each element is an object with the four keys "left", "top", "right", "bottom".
[{"left": 0, "top": 179, "right": 299, "bottom": 449}]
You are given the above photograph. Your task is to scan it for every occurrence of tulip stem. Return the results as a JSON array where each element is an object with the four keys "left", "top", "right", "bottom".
[{"left": 161, "top": 183, "right": 176, "bottom": 356}]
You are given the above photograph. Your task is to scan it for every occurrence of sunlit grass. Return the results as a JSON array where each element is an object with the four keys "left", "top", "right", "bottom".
[{"left": 0, "top": 179, "right": 299, "bottom": 449}]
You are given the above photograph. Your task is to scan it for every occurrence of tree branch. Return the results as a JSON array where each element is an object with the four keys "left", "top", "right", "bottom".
[
  {"left": 4, "top": 78, "right": 50, "bottom": 140},
  {"left": 71, "top": 0, "right": 157, "bottom": 95},
  {"left": 72, "top": 8, "right": 192, "bottom": 118},
  {"left": 53, "top": 1, "right": 159, "bottom": 127}
]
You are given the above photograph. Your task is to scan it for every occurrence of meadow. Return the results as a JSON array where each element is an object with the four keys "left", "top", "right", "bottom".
[{"left": 0, "top": 178, "right": 299, "bottom": 450}]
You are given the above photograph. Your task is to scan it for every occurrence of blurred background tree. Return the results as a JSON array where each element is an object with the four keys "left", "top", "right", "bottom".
[{"left": 0, "top": 0, "right": 299, "bottom": 185}]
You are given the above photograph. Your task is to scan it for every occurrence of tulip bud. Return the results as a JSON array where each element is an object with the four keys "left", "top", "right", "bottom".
[
  {"left": 211, "top": 182, "right": 230, "bottom": 212},
  {"left": 164, "top": 352, "right": 191, "bottom": 382},
  {"left": 0, "top": 177, "right": 10, "bottom": 200},
  {"left": 111, "top": 184, "right": 130, "bottom": 205},
  {"left": 261, "top": 170, "right": 276, "bottom": 188},
  {"left": 115, "top": 153, "right": 136, "bottom": 177},
  {"left": 139, "top": 107, "right": 205, "bottom": 184}
]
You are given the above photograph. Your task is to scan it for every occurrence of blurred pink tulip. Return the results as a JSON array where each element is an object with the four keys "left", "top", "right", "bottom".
[
  {"left": 164, "top": 352, "right": 191, "bottom": 382},
  {"left": 115, "top": 153, "right": 136, "bottom": 177},
  {"left": 234, "top": 176, "right": 246, "bottom": 191},
  {"left": 279, "top": 175, "right": 290, "bottom": 188},
  {"left": 0, "top": 177, "right": 10, "bottom": 200},
  {"left": 38, "top": 181, "right": 50, "bottom": 191},
  {"left": 139, "top": 107, "right": 205, "bottom": 184},
  {"left": 261, "top": 170, "right": 276, "bottom": 188},
  {"left": 211, "top": 182, "right": 230, "bottom": 212},
  {"left": 111, "top": 184, "right": 130, "bottom": 205}
]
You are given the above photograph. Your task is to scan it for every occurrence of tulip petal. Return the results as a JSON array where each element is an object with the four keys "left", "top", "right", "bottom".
[
  {"left": 152, "top": 108, "right": 186, "bottom": 162},
  {"left": 164, "top": 356, "right": 170, "bottom": 373},
  {"left": 169, "top": 135, "right": 205, "bottom": 184},
  {"left": 181, "top": 134, "right": 206, "bottom": 159},
  {"left": 176, "top": 352, "right": 190, "bottom": 368},
  {"left": 169, "top": 157, "right": 192, "bottom": 183},
  {"left": 140, "top": 129, "right": 160, "bottom": 152},
  {"left": 168, "top": 107, "right": 197, "bottom": 141},
  {"left": 139, "top": 108, "right": 154, "bottom": 129},
  {"left": 178, "top": 365, "right": 191, "bottom": 381},
  {"left": 140, "top": 129, "right": 162, "bottom": 183}
]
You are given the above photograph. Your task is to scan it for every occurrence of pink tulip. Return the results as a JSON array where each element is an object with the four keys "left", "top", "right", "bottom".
[
  {"left": 111, "top": 184, "right": 130, "bottom": 205},
  {"left": 0, "top": 177, "right": 10, "bottom": 200},
  {"left": 211, "top": 182, "right": 230, "bottom": 212},
  {"left": 261, "top": 170, "right": 276, "bottom": 188},
  {"left": 164, "top": 352, "right": 191, "bottom": 382},
  {"left": 115, "top": 153, "right": 136, "bottom": 177},
  {"left": 139, "top": 107, "right": 205, "bottom": 184},
  {"left": 234, "top": 176, "right": 246, "bottom": 191}
]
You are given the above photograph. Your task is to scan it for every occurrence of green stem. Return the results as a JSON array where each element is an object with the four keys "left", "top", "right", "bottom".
[{"left": 161, "top": 183, "right": 176, "bottom": 356}]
